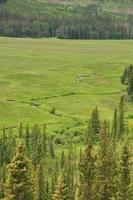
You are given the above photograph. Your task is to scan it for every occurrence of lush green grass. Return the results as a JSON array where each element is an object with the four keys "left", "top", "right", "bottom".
[{"left": 0, "top": 37, "right": 133, "bottom": 133}]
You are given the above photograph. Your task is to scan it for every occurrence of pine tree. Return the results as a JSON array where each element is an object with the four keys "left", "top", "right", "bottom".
[
  {"left": 112, "top": 108, "right": 118, "bottom": 148},
  {"left": 0, "top": 164, "right": 6, "bottom": 199},
  {"left": 19, "top": 122, "right": 23, "bottom": 138},
  {"left": 53, "top": 170, "right": 69, "bottom": 200},
  {"left": 128, "top": 72, "right": 133, "bottom": 101},
  {"left": 35, "top": 162, "right": 45, "bottom": 200},
  {"left": 86, "top": 107, "right": 101, "bottom": 142},
  {"left": 49, "top": 138, "right": 55, "bottom": 159},
  {"left": 31, "top": 125, "right": 42, "bottom": 168},
  {"left": 42, "top": 125, "right": 47, "bottom": 155},
  {"left": 79, "top": 143, "right": 95, "bottom": 200},
  {"left": 51, "top": 159, "right": 59, "bottom": 196},
  {"left": 4, "top": 142, "right": 33, "bottom": 200},
  {"left": 45, "top": 178, "right": 51, "bottom": 200},
  {"left": 0, "top": 129, "right": 11, "bottom": 166},
  {"left": 61, "top": 151, "right": 65, "bottom": 169},
  {"left": 121, "top": 67, "right": 128, "bottom": 85},
  {"left": 117, "top": 145, "right": 132, "bottom": 200},
  {"left": 25, "top": 124, "right": 30, "bottom": 151},
  {"left": 66, "top": 160, "right": 74, "bottom": 200},
  {"left": 118, "top": 96, "right": 125, "bottom": 138},
  {"left": 94, "top": 121, "right": 117, "bottom": 200}
]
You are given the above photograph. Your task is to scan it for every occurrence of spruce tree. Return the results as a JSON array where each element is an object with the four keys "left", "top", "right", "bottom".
[
  {"left": 19, "top": 122, "right": 23, "bottom": 138},
  {"left": 49, "top": 138, "right": 55, "bottom": 159},
  {"left": 86, "top": 107, "right": 101, "bottom": 142},
  {"left": 79, "top": 143, "right": 95, "bottom": 200},
  {"left": 53, "top": 170, "right": 69, "bottom": 200},
  {"left": 128, "top": 72, "right": 133, "bottom": 101},
  {"left": 61, "top": 151, "right": 65, "bottom": 169},
  {"left": 42, "top": 125, "right": 47, "bottom": 155},
  {"left": 4, "top": 142, "right": 33, "bottom": 200},
  {"left": 112, "top": 108, "right": 118, "bottom": 148},
  {"left": 0, "top": 164, "right": 6, "bottom": 199},
  {"left": 121, "top": 67, "right": 128, "bottom": 85},
  {"left": 35, "top": 162, "right": 45, "bottom": 200},
  {"left": 117, "top": 145, "right": 132, "bottom": 200},
  {"left": 45, "top": 178, "right": 51, "bottom": 200},
  {"left": 25, "top": 124, "right": 30, "bottom": 151},
  {"left": 118, "top": 96, "right": 125, "bottom": 138},
  {"left": 94, "top": 121, "right": 117, "bottom": 200}
]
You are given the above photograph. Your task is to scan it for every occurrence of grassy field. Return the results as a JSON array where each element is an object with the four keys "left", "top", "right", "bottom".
[{"left": 0, "top": 37, "right": 133, "bottom": 133}]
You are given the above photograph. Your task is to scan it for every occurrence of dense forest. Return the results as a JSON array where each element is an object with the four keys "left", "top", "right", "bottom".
[
  {"left": 0, "top": 0, "right": 133, "bottom": 39},
  {"left": 0, "top": 86, "right": 133, "bottom": 199}
]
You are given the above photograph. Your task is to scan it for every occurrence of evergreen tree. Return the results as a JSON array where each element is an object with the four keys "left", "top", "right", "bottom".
[
  {"left": 45, "top": 178, "right": 51, "bottom": 200},
  {"left": 79, "top": 143, "right": 95, "bottom": 200},
  {"left": 121, "top": 67, "right": 128, "bottom": 85},
  {"left": 94, "top": 121, "right": 117, "bottom": 200},
  {"left": 35, "top": 162, "right": 45, "bottom": 200},
  {"left": 53, "top": 170, "right": 69, "bottom": 200},
  {"left": 0, "top": 129, "right": 11, "bottom": 166},
  {"left": 19, "top": 122, "right": 23, "bottom": 138},
  {"left": 49, "top": 138, "right": 55, "bottom": 159},
  {"left": 117, "top": 145, "right": 132, "bottom": 200},
  {"left": 4, "top": 142, "right": 33, "bottom": 200},
  {"left": 25, "top": 124, "right": 30, "bottom": 151},
  {"left": 31, "top": 125, "right": 42, "bottom": 168},
  {"left": 0, "top": 164, "right": 6, "bottom": 199},
  {"left": 128, "top": 72, "right": 133, "bottom": 101},
  {"left": 118, "top": 96, "right": 125, "bottom": 138},
  {"left": 112, "top": 108, "right": 118, "bottom": 148},
  {"left": 86, "top": 107, "right": 101, "bottom": 142},
  {"left": 61, "top": 151, "right": 65, "bottom": 169},
  {"left": 42, "top": 125, "right": 47, "bottom": 155}
]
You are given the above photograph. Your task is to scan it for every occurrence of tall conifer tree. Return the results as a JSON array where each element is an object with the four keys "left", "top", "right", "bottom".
[
  {"left": 86, "top": 107, "right": 101, "bottom": 142},
  {"left": 79, "top": 143, "right": 95, "bottom": 200},
  {"left": 94, "top": 121, "right": 117, "bottom": 200},
  {"left": 117, "top": 145, "right": 132, "bottom": 200},
  {"left": 4, "top": 142, "right": 33, "bottom": 200}
]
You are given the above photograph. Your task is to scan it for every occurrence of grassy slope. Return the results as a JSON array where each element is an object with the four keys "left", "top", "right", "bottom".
[{"left": 0, "top": 37, "right": 133, "bottom": 133}]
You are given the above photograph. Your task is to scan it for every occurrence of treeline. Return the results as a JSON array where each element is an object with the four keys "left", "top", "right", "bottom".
[
  {"left": 0, "top": 0, "right": 133, "bottom": 39},
  {"left": 0, "top": 95, "right": 132, "bottom": 199}
]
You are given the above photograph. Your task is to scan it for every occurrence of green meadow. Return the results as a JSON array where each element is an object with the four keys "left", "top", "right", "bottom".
[{"left": 0, "top": 37, "right": 133, "bottom": 133}]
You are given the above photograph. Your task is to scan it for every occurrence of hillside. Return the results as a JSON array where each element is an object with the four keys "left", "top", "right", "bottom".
[{"left": 0, "top": 0, "right": 133, "bottom": 39}]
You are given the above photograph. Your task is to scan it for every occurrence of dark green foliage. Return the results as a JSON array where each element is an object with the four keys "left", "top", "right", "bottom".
[
  {"left": 19, "top": 122, "right": 23, "bottom": 138},
  {"left": 49, "top": 138, "right": 55, "bottom": 159},
  {"left": 0, "top": 0, "right": 7, "bottom": 4},
  {"left": 118, "top": 96, "right": 125, "bottom": 138},
  {"left": 86, "top": 107, "right": 101, "bottom": 142},
  {"left": 0, "top": 0, "right": 133, "bottom": 39},
  {"left": 94, "top": 121, "right": 117, "bottom": 200},
  {"left": 121, "top": 68, "right": 128, "bottom": 85},
  {"left": 79, "top": 143, "right": 95, "bottom": 200},
  {"left": 0, "top": 164, "right": 6, "bottom": 198},
  {"left": 35, "top": 162, "right": 46, "bottom": 200},
  {"left": 117, "top": 145, "right": 132, "bottom": 200},
  {"left": 0, "top": 129, "right": 12, "bottom": 166},
  {"left": 112, "top": 108, "right": 118, "bottom": 146},
  {"left": 61, "top": 151, "right": 65, "bottom": 169},
  {"left": 42, "top": 125, "right": 47, "bottom": 155},
  {"left": 121, "top": 65, "right": 133, "bottom": 101},
  {"left": 25, "top": 124, "right": 30, "bottom": 151}
]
